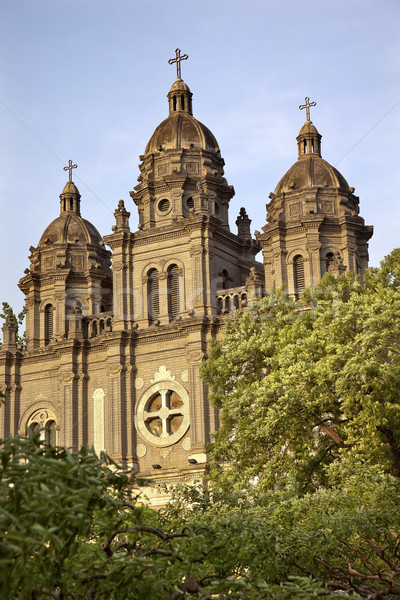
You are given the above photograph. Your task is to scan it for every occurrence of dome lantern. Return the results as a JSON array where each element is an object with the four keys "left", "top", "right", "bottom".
[{"left": 297, "top": 97, "right": 321, "bottom": 158}]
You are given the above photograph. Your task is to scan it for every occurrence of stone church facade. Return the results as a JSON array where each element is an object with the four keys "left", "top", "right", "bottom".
[{"left": 0, "top": 58, "right": 372, "bottom": 500}]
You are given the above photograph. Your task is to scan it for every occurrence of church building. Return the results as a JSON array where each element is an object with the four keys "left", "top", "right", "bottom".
[{"left": 0, "top": 51, "right": 372, "bottom": 500}]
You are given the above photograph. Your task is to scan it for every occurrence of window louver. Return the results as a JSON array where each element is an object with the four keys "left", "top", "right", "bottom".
[
  {"left": 147, "top": 269, "right": 159, "bottom": 324},
  {"left": 293, "top": 255, "right": 305, "bottom": 299},
  {"left": 168, "top": 265, "right": 180, "bottom": 321}
]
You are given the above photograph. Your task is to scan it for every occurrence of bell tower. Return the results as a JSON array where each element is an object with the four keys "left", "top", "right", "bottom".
[
  {"left": 256, "top": 98, "right": 373, "bottom": 297},
  {"left": 18, "top": 162, "right": 112, "bottom": 348}
]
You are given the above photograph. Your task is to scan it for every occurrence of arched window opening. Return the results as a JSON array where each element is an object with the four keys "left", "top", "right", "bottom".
[
  {"left": 215, "top": 202, "right": 220, "bottom": 216},
  {"left": 27, "top": 410, "right": 58, "bottom": 447},
  {"left": 221, "top": 269, "right": 229, "bottom": 290},
  {"left": 181, "top": 94, "right": 185, "bottom": 110},
  {"left": 217, "top": 297, "right": 223, "bottom": 315},
  {"left": 173, "top": 95, "right": 177, "bottom": 111},
  {"left": 325, "top": 252, "right": 334, "bottom": 272},
  {"left": 304, "top": 140, "right": 307, "bottom": 154},
  {"left": 44, "top": 304, "right": 53, "bottom": 345},
  {"left": 29, "top": 422, "right": 40, "bottom": 434},
  {"left": 45, "top": 420, "right": 57, "bottom": 446},
  {"left": 63, "top": 199, "right": 66, "bottom": 211},
  {"left": 70, "top": 197, "right": 73, "bottom": 210},
  {"left": 233, "top": 295, "right": 239, "bottom": 310},
  {"left": 167, "top": 264, "right": 180, "bottom": 321},
  {"left": 92, "top": 321, "right": 98, "bottom": 337},
  {"left": 148, "top": 269, "right": 159, "bottom": 324},
  {"left": 293, "top": 255, "right": 305, "bottom": 300}
]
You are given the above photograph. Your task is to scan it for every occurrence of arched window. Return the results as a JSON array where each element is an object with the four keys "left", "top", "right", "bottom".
[
  {"left": 221, "top": 269, "right": 229, "bottom": 290},
  {"left": 293, "top": 255, "right": 305, "bottom": 300},
  {"left": 44, "top": 304, "right": 54, "bottom": 345},
  {"left": 27, "top": 409, "right": 58, "bottom": 446},
  {"left": 325, "top": 252, "right": 334, "bottom": 272},
  {"left": 45, "top": 420, "right": 57, "bottom": 446},
  {"left": 147, "top": 269, "right": 159, "bottom": 324},
  {"left": 167, "top": 265, "right": 180, "bottom": 321}
]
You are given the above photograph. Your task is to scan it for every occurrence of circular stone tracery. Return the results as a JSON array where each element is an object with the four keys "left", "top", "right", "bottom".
[{"left": 137, "top": 381, "right": 189, "bottom": 447}]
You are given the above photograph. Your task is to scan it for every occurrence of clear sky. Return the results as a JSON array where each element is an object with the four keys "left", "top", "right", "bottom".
[{"left": 1, "top": 0, "right": 399, "bottom": 317}]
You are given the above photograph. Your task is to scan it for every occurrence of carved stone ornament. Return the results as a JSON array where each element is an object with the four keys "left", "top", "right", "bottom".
[
  {"left": 181, "top": 370, "right": 189, "bottom": 382},
  {"left": 182, "top": 437, "right": 191, "bottom": 451},
  {"left": 59, "top": 372, "right": 75, "bottom": 385},
  {"left": 159, "top": 446, "right": 173, "bottom": 459},
  {"left": 135, "top": 377, "right": 144, "bottom": 390},
  {"left": 136, "top": 443, "right": 147, "bottom": 458},
  {"left": 151, "top": 365, "right": 175, "bottom": 383},
  {"left": 106, "top": 364, "right": 125, "bottom": 377},
  {"left": 187, "top": 350, "right": 204, "bottom": 365}
]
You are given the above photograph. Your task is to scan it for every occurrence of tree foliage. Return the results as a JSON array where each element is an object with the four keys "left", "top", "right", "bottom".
[
  {"left": 0, "top": 434, "right": 361, "bottom": 599},
  {"left": 202, "top": 249, "right": 400, "bottom": 493}
]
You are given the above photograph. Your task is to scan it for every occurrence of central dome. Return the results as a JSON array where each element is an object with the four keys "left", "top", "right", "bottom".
[
  {"left": 144, "top": 78, "right": 220, "bottom": 155},
  {"left": 145, "top": 112, "right": 219, "bottom": 154}
]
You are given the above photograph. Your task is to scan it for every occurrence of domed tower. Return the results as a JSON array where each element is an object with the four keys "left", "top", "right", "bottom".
[
  {"left": 256, "top": 98, "right": 373, "bottom": 297},
  {"left": 103, "top": 52, "right": 262, "bottom": 489},
  {"left": 106, "top": 51, "right": 260, "bottom": 329},
  {"left": 19, "top": 165, "right": 112, "bottom": 349},
  {"left": 131, "top": 76, "right": 232, "bottom": 231}
]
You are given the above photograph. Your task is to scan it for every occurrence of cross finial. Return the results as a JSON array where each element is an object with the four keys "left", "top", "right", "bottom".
[
  {"left": 63, "top": 159, "right": 78, "bottom": 182},
  {"left": 168, "top": 48, "right": 189, "bottom": 79},
  {"left": 299, "top": 97, "right": 317, "bottom": 121}
]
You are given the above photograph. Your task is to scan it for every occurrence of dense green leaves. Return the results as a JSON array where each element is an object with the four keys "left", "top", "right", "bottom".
[{"left": 202, "top": 251, "right": 400, "bottom": 493}]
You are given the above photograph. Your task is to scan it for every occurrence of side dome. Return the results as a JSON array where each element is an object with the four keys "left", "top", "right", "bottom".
[
  {"left": 274, "top": 156, "right": 349, "bottom": 195},
  {"left": 38, "top": 214, "right": 103, "bottom": 247},
  {"left": 274, "top": 120, "right": 349, "bottom": 194}
]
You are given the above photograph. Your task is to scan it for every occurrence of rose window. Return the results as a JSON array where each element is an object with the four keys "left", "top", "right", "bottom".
[{"left": 137, "top": 381, "right": 189, "bottom": 447}]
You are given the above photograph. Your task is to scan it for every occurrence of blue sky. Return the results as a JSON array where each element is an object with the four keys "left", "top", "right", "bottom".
[{"left": 1, "top": 0, "right": 399, "bottom": 316}]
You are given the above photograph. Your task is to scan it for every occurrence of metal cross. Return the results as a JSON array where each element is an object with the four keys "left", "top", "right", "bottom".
[
  {"left": 168, "top": 48, "right": 188, "bottom": 79},
  {"left": 299, "top": 97, "right": 317, "bottom": 121},
  {"left": 63, "top": 159, "right": 78, "bottom": 182}
]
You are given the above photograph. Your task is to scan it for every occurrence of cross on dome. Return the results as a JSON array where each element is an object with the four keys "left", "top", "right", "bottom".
[
  {"left": 168, "top": 48, "right": 189, "bottom": 79},
  {"left": 63, "top": 159, "right": 78, "bottom": 182},
  {"left": 299, "top": 97, "right": 317, "bottom": 121}
]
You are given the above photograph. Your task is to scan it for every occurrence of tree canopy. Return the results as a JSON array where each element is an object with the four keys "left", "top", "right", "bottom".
[{"left": 202, "top": 249, "right": 400, "bottom": 493}]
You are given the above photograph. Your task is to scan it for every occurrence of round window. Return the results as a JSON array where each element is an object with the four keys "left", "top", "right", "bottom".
[
  {"left": 158, "top": 198, "right": 170, "bottom": 213},
  {"left": 186, "top": 196, "right": 194, "bottom": 209},
  {"left": 137, "top": 381, "right": 189, "bottom": 447}
]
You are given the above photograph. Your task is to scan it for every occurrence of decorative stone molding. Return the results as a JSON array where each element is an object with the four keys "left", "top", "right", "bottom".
[
  {"left": 135, "top": 377, "right": 144, "bottom": 390},
  {"left": 58, "top": 372, "right": 75, "bottom": 385},
  {"left": 181, "top": 370, "right": 189, "bottom": 382},
  {"left": 151, "top": 365, "right": 175, "bottom": 383},
  {"left": 187, "top": 350, "right": 204, "bottom": 365},
  {"left": 182, "top": 437, "right": 191, "bottom": 451},
  {"left": 136, "top": 443, "right": 147, "bottom": 457}
]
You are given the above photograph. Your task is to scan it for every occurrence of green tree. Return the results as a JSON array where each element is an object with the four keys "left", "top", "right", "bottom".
[
  {"left": 2, "top": 432, "right": 369, "bottom": 599},
  {"left": 202, "top": 249, "right": 400, "bottom": 493},
  {"left": 1, "top": 434, "right": 361, "bottom": 599}
]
